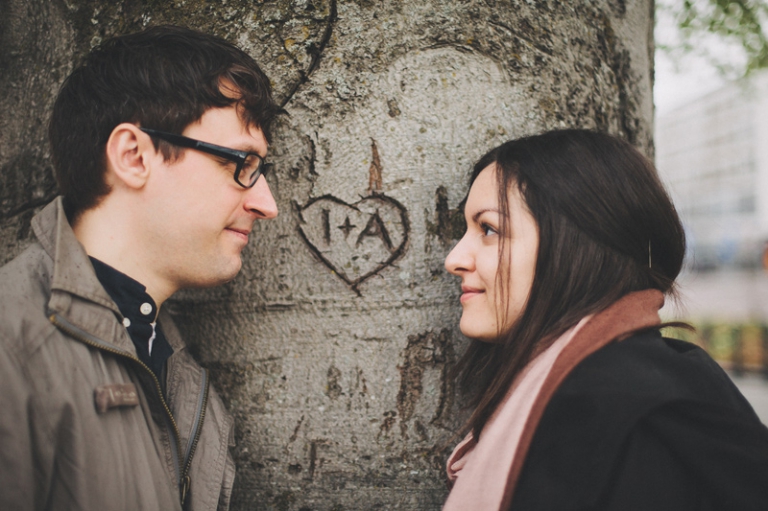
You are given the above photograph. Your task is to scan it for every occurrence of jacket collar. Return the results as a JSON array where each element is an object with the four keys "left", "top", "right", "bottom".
[
  {"left": 33, "top": 198, "right": 188, "bottom": 354},
  {"left": 33, "top": 198, "right": 118, "bottom": 314}
]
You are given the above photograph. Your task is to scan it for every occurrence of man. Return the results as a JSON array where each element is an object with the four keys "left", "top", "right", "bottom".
[{"left": 0, "top": 26, "right": 280, "bottom": 510}]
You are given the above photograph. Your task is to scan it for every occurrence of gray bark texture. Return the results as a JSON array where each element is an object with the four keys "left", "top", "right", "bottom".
[{"left": 0, "top": 0, "right": 654, "bottom": 509}]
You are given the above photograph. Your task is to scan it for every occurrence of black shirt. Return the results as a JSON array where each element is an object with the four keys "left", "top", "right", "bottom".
[{"left": 90, "top": 257, "right": 174, "bottom": 379}]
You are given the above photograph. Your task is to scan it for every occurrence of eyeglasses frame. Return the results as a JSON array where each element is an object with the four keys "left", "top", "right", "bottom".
[{"left": 140, "top": 127, "right": 270, "bottom": 189}]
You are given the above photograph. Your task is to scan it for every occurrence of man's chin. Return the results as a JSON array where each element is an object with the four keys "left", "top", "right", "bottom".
[
  {"left": 180, "top": 259, "right": 243, "bottom": 289},
  {"left": 216, "top": 259, "right": 243, "bottom": 285}
]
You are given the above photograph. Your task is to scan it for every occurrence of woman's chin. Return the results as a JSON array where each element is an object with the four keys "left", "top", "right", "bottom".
[{"left": 460, "top": 324, "right": 502, "bottom": 343}]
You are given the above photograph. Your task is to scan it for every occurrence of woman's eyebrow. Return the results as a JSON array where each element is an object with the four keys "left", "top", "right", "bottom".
[{"left": 472, "top": 209, "right": 500, "bottom": 223}]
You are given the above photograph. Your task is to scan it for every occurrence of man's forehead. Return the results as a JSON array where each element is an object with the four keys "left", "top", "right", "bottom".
[{"left": 186, "top": 105, "right": 266, "bottom": 146}]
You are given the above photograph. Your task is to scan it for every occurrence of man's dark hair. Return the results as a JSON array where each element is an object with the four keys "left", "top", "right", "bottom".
[
  {"left": 49, "top": 25, "right": 283, "bottom": 219},
  {"left": 455, "top": 129, "right": 686, "bottom": 439}
]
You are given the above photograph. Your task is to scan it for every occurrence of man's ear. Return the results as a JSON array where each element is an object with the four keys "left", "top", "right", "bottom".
[{"left": 105, "top": 123, "right": 157, "bottom": 189}]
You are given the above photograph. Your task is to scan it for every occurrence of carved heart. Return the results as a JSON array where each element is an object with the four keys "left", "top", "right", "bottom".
[{"left": 298, "top": 194, "right": 409, "bottom": 292}]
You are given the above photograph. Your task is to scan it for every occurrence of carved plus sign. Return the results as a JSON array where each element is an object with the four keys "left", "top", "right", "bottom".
[{"left": 337, "top": 216, "right": 357, "bottom": 238}]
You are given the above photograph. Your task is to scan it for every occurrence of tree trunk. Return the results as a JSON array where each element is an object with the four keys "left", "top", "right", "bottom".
[{"left": 0, "top": 1, "right": 654, "bottom": 509}]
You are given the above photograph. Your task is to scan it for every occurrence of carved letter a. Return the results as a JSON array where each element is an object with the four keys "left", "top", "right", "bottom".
[{"left": 356, "top": 211, "right": 393, "bottom": 251}]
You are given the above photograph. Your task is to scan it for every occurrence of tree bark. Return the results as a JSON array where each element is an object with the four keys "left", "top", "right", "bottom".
[{"left": 0, "top": 0, "right": 654, "bottom": 509}]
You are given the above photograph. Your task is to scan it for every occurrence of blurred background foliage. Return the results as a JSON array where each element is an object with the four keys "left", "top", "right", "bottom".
[
  {"left": 664, "top": 323, "right": 768, "bottom": 373},
  {"left": 658, "top": 0, "right": 768, "bottom": 77},
  {"left": 655, "top": 2, "right": 768, "bottom": 376}
]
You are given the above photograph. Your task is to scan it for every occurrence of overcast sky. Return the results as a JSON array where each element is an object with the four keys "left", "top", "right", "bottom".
[
  {"left": 653, "top": 2, "right": 739, "bottom": 116},
  {"left": 654, "top": 48, "right": 726, "bottom": 116}
]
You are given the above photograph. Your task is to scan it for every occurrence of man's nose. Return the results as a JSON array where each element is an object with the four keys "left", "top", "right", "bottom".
[{"left": 244, "top": 176, "right": 278, "bottom": 219}]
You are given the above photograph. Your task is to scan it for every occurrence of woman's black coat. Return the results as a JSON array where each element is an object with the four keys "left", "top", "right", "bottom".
[{"left": 511, "top": 330, "right": 768, "bottom": 510}]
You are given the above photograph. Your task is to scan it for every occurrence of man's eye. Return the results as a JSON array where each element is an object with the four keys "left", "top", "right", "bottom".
[
  {"left": 215, "top": 156, "right": 234, "bottom": 166},
  {"left": 242, "top": 156, "right": 262, "bottom": 175}
]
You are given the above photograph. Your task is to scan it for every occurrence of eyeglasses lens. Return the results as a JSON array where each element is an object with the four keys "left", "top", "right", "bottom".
[{"left": 240, "top": 154, "right": 263, "bottom": 187}]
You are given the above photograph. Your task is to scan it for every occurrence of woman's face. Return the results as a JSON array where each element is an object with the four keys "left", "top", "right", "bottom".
[{"left": 445, "top": 164, "right": 539, "bottom": 341}]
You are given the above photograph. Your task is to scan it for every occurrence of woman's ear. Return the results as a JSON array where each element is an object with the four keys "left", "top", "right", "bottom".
[{"left": 104, "top": 123, "right": 156, "bottom": 190}]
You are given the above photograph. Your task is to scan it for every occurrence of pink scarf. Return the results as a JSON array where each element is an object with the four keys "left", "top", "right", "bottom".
[{"left": 444, "top": 290, "right": 664, "bottom": 510}]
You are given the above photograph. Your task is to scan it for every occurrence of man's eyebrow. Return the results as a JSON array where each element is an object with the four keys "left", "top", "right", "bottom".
[
  {"left": 231, "top": 143, "right": 267, "bottom": 157},
  {"left": 471, "top": 209, "right": 500, "bottom": 223}
]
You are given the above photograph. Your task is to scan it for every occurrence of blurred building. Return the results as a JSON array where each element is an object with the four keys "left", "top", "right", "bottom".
[{"left": 656, "top": 71, "right": 768, "bottom": 270}]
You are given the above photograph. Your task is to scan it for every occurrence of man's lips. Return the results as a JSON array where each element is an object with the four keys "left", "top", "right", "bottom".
[
  {"left": 226, "top": 227, "right": 251, "bottom": 242},
  {"left": 460, "top": 286, "right": 483, "bottom": 303}
]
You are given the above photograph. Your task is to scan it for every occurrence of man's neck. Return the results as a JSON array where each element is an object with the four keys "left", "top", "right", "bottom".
[{"left": 72, "top": 205, "right": 175, "bottom": 307}]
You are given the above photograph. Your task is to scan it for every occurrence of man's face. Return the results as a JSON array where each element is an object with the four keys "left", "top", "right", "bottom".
[{"left": 143, "top": 105, "right": 277, "bottom": 291}]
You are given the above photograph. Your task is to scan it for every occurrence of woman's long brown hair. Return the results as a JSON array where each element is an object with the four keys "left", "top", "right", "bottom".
[{"left": 454, "top": 129, "right": 686, "bottom": 440}]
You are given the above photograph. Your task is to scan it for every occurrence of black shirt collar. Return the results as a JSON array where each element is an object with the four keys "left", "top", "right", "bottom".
[
  {"left": 89, "top": 257, "right": 173, "bottom": 380},
  {"left": 89, "top": 257, "right": 158, "bottom": 324}
]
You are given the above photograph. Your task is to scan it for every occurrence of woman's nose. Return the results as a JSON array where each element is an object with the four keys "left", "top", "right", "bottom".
[{"left": 445, "top": 236, "right": 474, "bottom": 276}]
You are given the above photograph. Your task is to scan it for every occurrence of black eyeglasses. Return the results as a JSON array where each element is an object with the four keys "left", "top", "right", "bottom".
[{"left": 140, "top": 128, "right": 271, "bottom": 189}]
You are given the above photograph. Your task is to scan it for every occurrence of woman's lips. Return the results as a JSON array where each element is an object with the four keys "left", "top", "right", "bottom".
[{"left": 460, "top": 287, "right": 483, "bottom": 303}]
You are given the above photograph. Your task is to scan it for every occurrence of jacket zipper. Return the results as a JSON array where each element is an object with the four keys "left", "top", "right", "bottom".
[
  {"left": 49, "top": 313, "right": 207, "bottom": 507},
  {"left": 180, "top": 367, "right": 210, "bottom": 506}
]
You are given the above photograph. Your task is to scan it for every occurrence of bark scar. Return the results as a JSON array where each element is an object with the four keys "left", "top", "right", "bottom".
[
  {"left": 368, "top": 138, "right": 383, "bottom": 194},
  {"left": 280, "top": 0, "right": 338, "bottom": 108},
  {"left": 395, "top": 329, "right": 456, "bottom": 440}
]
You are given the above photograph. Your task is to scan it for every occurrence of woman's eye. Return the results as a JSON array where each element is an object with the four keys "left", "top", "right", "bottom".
[{"left": 480, "top": 222, "right": 497, "bottom": 236}]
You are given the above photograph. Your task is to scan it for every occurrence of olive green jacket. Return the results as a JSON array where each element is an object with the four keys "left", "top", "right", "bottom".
[{"left": 0, "top": 198, "right": 236, "bottom": 511}]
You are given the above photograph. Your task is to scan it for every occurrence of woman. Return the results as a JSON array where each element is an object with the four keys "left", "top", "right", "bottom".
[{"left": 443, "top": 130, "right": 768, "bottom": 510}]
